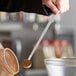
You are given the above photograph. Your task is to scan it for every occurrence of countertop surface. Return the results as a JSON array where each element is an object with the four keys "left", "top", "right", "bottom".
[{"left": 25, "top": 69, "right": 48, "bottom": 76}]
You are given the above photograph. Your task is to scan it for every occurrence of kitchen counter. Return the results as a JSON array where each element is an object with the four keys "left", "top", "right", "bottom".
[{"left": 25, "top": 69, "right": 48, "bottom": 76}]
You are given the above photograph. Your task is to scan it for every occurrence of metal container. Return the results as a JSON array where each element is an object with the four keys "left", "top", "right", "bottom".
[{"left": 44, "top": 58, "right": 76, "bottom": 76}]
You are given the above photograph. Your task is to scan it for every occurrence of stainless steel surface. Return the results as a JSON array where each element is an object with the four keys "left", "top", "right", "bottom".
[
  {"left": 44, "top": 58, "right": 76, "bottom": 76},
  {"left": 25, "top": 69, "right": 47, "bottom": 76}
]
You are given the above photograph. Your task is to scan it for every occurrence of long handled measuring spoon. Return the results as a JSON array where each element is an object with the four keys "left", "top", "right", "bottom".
[{"left": 22, "top": 15, "right": 55, "bottom": 69}]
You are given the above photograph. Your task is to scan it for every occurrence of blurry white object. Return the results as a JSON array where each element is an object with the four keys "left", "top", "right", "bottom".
[
  {"left": 54, "top": 14, "right": 61, "bottom": 22},
  {"left": 16, "top": 39, "right": 22, "bottom": 60},
  {"left": 33, "top": 23, "right": 39, "bottom": 31},
  {"left": 36, "top": 15, "right": 48, "bottom": 22},
  {"left": 52, "top": 0, "right": 69, "bottom": 13},
  {"left": 9, "top": 13, "right": 18, "bottom": 21},
  {"left": 44, "top": 58, "right": 76, "bottom": 76},
  {"left": 55, "top": 23, "right": 61, "bottom": 33},
  {"left": 23, "top": 12, "right": 36, "bottom": 22},
  {"left": 0, "top": 12, "right": 9, "bottom": 22},
  {"left": 0, "top": 43, "right": 4, "bottom": 50},
  {"left": 61, "top": 40, "right": 74, "bottom": 58},
  {"left": 41, "top": 40, "right": 55, "bottom": 58},
  {"left": 29, "top": 13, "right": 36, "bottom": 22},
  {"left": 67, "top": 44, "right": 74, "bottom": 58},
  {"left": 59, "top": 0, "right": 69, "bottom": 13},
  {"left": 43, "top": 45, "right": 55, "bottom": 58},
  {"left": 61, "top": 40, "right": 69, "bottom": 58}
]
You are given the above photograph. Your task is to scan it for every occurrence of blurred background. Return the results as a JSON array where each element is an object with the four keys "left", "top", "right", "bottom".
[{"left": 0, "top": 0, "right": 76, "bottom": 76}]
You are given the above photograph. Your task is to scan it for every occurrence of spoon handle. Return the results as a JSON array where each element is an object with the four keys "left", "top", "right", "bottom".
[{"left": 28, "top": 15, "right": 55, "bottom": 60}]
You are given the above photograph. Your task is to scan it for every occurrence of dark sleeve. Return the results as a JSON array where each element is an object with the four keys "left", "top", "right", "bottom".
[
  {"left": 0, "top": 0, "right": 52, "bottom": 16},
  {"left": 0, "top": 0, "right": 22, "bottom": 12},
  {"left": 22, "top": 0, "right": 52, "bottom": 16}
]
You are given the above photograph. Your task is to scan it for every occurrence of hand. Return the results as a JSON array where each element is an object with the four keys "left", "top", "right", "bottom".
[{"left": 42, "top": 0, "right": 69, "bottom": 14}]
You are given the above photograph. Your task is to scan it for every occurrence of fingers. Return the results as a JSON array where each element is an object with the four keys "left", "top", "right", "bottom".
[
  {"left": 55, "top": 0, "right": 60, "bottom": 11},
  {"left": 0, "top": 43, "right": 4, "bottom": 50},
  {"left": 56, "top": 0, "right": 69, "bottom": 13},
  {"left": 43, "top": 0, "right": 60, "bottom": 14},
  {"left": 42, "top": 0, "right": 69, "bottom": 14},
  {"left": 48, "top": 1, "right": 60, "bottom": 14}
]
